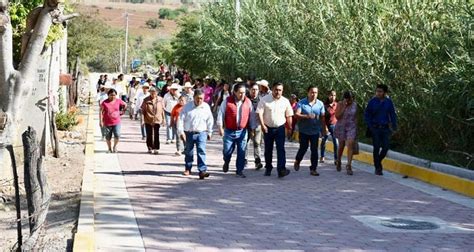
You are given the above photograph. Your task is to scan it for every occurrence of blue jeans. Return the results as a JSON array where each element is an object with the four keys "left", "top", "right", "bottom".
[
  {"left": 372, "top": 127, "right": 391, "bottom": 172},
  {"left": 184, "top": 131, "right": 208, "bottom": 172},
  {"left": 165, "top": 112, "right": 175, "bottom": 141},
  {"left": 223, "top": 129, "right": 248, "bottom": 174},
  {"left": 263, "top": 125, "right": 286, "bottom": 173},
  {"left": 104, "top": 124, "right": 121, "bottom": 140},
  {"left": 138, "top": 109, "right": 146, "bottom": 138},
  {"left": 295, "top": 132, "right": 320, "bottom": 170},
  {"left": 320, "top": 124, "right": 338, "bottom": 160}
]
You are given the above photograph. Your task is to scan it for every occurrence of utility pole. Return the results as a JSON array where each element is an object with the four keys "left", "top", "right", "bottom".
[
  {"left": 119, "top": 44, "right": 123, "bottom": 73},
  {"left": 124, "top": 12, "right": 129, "bottom": 74}
]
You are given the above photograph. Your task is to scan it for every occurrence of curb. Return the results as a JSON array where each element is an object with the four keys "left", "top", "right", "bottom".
[
  {"left": 323, "top": 140, "right": 474, "bottom": 198},
  {"left": 73, "top": 105, "right": 96, "bottom": 251}
]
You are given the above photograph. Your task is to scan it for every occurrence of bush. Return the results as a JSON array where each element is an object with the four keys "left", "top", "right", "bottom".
[
  {"left": 172, "top": 0, "right": 474, "bottom": 168},
  {"left": 56, "top": 107, "right": 79, "bottom": 131},
  {"left": 159, "top": 8, "right": 180, "bottom": 20},
  {"left": 145, "top": 18, "right": 163, "bottom": 29}
]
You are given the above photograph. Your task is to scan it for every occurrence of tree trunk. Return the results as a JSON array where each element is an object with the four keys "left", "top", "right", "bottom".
[{"left": 22, "top": 126, "right": 50, "bottom": 250}]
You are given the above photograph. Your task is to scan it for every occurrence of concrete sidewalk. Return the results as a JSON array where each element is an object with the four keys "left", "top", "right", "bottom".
[
  {"left": 89, "top": 110, "right": 474, "bottom": 251},
  {"left": 93, "top": 111, "right": 145, "bottom": 251}
]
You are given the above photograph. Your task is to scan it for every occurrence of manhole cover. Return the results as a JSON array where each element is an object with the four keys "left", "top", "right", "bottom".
[
  {"left": 380, "top": 218, "right": 439, "bottom": 230},
  {"left": 351, "top": 215, "right": 474, "bottom": 233}
]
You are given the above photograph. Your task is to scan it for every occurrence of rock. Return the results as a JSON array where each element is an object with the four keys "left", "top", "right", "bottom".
[{"left": 68, "top": 131, "right": 82, "bottom": 139}]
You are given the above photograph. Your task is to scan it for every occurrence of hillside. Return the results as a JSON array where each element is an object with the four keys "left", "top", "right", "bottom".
[{"left": 75, "top": 1, "right": 191, "bottom": 41}]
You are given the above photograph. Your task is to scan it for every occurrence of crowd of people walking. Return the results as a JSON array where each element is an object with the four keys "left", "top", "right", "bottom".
[{"left": 96, "top": 66, "right": 397, "bottom": 180}]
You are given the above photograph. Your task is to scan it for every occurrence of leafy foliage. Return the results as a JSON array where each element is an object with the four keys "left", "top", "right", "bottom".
[
  {"left": 68, "top": 15, "right": 123, "bottom": 72},
  {"left": 56, "top": 107, "right": 79, "bottom": 131},
  {"left": 158, "top": 8, "right": 183, "bottom": 20},
  {"left": 172, "top": 0, "right": 474, "bottom": 168},
  {"left": 9, "top": 0, "right": 67, "bottom": 65},
  {"left": 145, "top": 18, "right": 163, "bottom": 29}
]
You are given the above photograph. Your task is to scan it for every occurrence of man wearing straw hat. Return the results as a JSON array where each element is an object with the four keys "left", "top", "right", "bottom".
[
  {"left": 257, "top": 79, "right": 271, "bottom": 98},
  {"left": 135, "top": 83, "right": 151, "bottom": 140},
  {"left": 182, "top": 81, "right": 194, "bottom": 102},
  {"left": 164, "top": 83, "right": 181, "bottom": 144}
]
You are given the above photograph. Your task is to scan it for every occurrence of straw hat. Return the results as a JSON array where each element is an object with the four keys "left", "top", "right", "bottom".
[
  {"left": 170, "top": 83, "right": 180, "bottom": 90},
  {"left": 256, "top": 79, "right": 269, "bottom": 88},
  {"left": 184, "top": 82, "right": 193, "bottom": 88}
]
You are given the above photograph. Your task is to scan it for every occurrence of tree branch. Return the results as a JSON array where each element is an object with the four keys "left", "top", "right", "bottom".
[
  {"left": 17, "top": 6, "right": 54, "bottom": 98},
  {"left": 53, "top": 13, "right": 79, "bottom": 24},
  {"left": 0, "top": 2, "right": 18, "bottom": 113},
  {"left": 0, "top": 3, "right": 13, "bottom": 78}
]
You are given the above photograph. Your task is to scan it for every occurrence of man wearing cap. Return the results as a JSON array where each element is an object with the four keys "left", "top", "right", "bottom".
[
  {"left": 217, "top": 83, "right": 256, "bottom": 178},
  {"left": 182, "top": 82, "right": 194, "bottom": 102},
  {"left": 135, "top": 83, "right": 151, "bottom": 140},
  {"left": 141, "top": 87, "right": 165, "bottom": 154},
  {"left": 177, "top": 89, "right": 214, "bottom": 179},
  {"left": 163, "top": 83, "right": 180, "bottom": 144},
  {"left": 257, "top": 79, "right": 271, "bottom": 98},
  {"left": 257, "top": 82, "right": 293, "bottom": 178}
]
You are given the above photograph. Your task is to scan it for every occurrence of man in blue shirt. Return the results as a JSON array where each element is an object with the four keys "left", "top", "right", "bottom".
[
  {"left": 364, "top": 84, "right": 398, "bottom": 176},
  {"left": 294, "top": 86, "right": 327, "bottom": 176}
]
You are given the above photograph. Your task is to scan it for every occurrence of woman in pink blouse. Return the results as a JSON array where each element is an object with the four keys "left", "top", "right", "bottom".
[{"left": 100, "top": 89, "right": 127, "bottom": 153}]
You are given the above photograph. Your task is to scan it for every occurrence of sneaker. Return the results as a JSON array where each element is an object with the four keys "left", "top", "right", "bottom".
[
  {"left": 175, "top": 151, "right": 182, "bottom": 156},
  {"left": 222, "top": 162, "right": 229, "bottom": 173},
  {"left": 153, "top": 150, "right": 159, "bottom": 155},
  {"left": 278, "top": 169, "right": 291, "bottom": 178},
  {"left": 171, "top": 140, "right": 175, "bottom": 143},
  {"left": 165, "top": 140, "right": 170, "bottom": 144},
  {"left": 199, "top": 172, "right": 210, "bottom": 180},
  {"left": 148, "top": 150, "right": 153, "bottom": 154},
  {"left": 320, "top": 157, "right": 325, "bottom": 163}
]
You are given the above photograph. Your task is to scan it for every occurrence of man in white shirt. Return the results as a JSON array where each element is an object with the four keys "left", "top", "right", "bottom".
[
  {"left": 217, "top": 84, "right": 256, "bottom": 178},
  {"left": 134, "top": 83, "right": 150, "bottom": 140},
  {"left": 257, "top": 82, "right": 293, "bottom": 178},
  {"left": 163, "top": 83, "right": 180, "bottom": 144},
  {"left": 177, "top": 89, "right": 214, "bottom": 179}
]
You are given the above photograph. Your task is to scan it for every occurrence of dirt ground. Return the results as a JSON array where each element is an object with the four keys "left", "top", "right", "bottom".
[
  {"left": 0, "top": 110, "right": 88, "bottom": 251},
  {"left": 76, "top": 2, "right": 183, "bottom": 40}
]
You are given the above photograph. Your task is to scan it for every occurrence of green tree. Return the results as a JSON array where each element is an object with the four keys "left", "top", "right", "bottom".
[
  {"left": 68, "top": 15, "right": 123, "bottom": 72},
  {"left": 172, "top": 0, "right": 474, "bottom": 168}
]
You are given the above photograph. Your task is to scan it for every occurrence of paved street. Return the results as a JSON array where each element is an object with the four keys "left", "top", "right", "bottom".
[{"left": 94, "top": 112, "right": 474, "bottom": 251}]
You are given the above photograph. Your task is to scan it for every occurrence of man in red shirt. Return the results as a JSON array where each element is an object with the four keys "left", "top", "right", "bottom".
[{"left": 217, "top": 83, "right": 256, "bottom": 178}]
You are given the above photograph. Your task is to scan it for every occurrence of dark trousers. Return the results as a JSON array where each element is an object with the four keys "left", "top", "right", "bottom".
[
  {"left": 263, "top": 125, "right": 286, "bottom": 173},
  {"left": 295, "top": 132, "right": 320, "bottom": 170},
  {"left": 372, "top": 127, "right": 391, "bottom": 172},
  {"left": 145, "top": 124, "right": 160, "bottom": 150}
]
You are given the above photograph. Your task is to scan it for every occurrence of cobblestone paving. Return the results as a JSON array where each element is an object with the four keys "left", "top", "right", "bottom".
[{"left": 114, "top": 117, "right": 474, "bottom": 251}]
